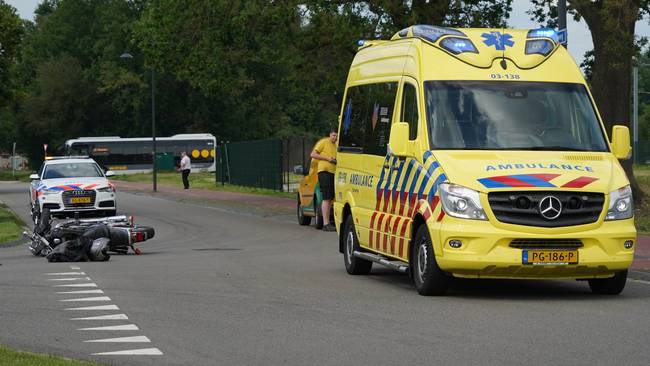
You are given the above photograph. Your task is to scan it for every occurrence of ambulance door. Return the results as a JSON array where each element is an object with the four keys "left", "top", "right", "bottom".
[
  {"left": 362, "top": 81, "right": 400, "bottom": 255},
  {"left": 391, "top": 77, "right": 421, "bottom": 261}
]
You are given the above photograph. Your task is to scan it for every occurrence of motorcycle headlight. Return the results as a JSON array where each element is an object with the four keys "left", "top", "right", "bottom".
[
  {"left": 438, "top": 183, "right": 487, "bottom": 220},
  {"left": 605, "top": 185, "right": 633, "bottom": 221},
  {"left": 97, "top": 186, "right": 114, "bottom": 193}
]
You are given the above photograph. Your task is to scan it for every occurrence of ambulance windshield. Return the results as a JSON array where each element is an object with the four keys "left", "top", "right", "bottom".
[{"left": 425, "top": 81, "right": 609, "bottom": 152}]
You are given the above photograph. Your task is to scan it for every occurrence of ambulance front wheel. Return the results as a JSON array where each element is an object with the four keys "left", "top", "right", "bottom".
[
  {"left": 412, "top": 225, "right": 450, "bottom": 296},
  {"left": 588, "top": 270, "right": 627, "bottom": 295},
  {"left": 343, "top": 215, "right": 372, "bottom": 275}
]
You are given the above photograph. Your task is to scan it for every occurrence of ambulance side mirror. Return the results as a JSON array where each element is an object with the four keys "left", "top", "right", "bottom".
[
  {"left": 388, "top": 122, "right": 412, "bottom": 158},
  {"left": 610, "top": 125, "right": 631, "bottom": 160}
]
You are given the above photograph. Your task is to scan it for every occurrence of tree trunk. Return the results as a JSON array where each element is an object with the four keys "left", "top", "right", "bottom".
[{"left": 571, "top": 0, "right": 643, "bottom": 201}]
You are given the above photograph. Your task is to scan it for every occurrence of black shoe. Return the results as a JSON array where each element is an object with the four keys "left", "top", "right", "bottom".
[{"left": 322, "top": 224, "right": 336, "bottom": 232}]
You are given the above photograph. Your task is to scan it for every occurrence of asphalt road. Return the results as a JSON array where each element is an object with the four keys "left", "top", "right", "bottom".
[{"left": 1, "top": 181, "right": 650, "bottom": 366}]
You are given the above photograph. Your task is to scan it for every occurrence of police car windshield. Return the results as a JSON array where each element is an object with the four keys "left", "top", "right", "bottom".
[
  {"left": 43, "top": 163, "right": 104, "bottom": 179},
  {"left": 424, "top": 81, "right": 609, "bottom": 152}
]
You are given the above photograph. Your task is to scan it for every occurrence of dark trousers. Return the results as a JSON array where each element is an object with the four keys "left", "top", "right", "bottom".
[{"left": 182, "top": 169, "right": 190, "bottom": 189}]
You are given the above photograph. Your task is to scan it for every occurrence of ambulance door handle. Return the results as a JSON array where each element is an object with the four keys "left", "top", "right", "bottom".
[{"left": 383, "top": 162, "right": 399, "bottom": 170}]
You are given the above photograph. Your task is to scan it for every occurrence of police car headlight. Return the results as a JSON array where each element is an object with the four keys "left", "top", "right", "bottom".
[
  {"left": 439, "top": 183, "right": 487, "bottom": 220},
  {"left": 97, "top": 186, "right": 114, "bottom": 193},
  {"left": 41, "top": 188, "right": 59, "bottom": 195},
  {"left": 606, "top": 185, "right": 633, "bottom": 220}
]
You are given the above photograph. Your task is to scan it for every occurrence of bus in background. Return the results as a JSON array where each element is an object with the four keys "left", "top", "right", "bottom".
[{"left": 64, "top": 134, "right": 216, "bottom": 174}]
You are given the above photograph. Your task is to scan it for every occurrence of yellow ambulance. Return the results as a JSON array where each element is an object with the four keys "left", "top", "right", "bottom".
[{"left": 333, "top": 25, "right": 635, "bottom": 296}]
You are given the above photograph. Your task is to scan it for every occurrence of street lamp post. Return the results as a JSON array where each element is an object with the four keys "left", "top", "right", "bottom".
[{"left": 120, "top": 52, "right": 157, "bottom": 192}]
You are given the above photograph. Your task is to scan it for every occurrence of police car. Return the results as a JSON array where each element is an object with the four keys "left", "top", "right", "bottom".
[{"left": 29, "top": 157, "right": 117, "bottom": 223}]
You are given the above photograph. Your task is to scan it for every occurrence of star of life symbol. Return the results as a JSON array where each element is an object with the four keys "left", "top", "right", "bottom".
[
  {"left": 539, "top": 196, "right": 562, "bottom": 220},
  {"left": 481, "top": 32, "right": 514, "bottom": 50}
]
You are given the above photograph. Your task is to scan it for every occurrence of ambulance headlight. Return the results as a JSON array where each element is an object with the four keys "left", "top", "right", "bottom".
[
  {"left": 439, "top": 183, "right": 487, "bottom": 220},
  {"left": 606, "top": 185, "right": 633, "bottom": 220}
]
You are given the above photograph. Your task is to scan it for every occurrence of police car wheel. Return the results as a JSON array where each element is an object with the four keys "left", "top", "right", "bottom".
[
  {"left": 343, "top": 215, "right": 372, "bottom": 275},
  {"left": 412, "top": 225, "right": 449, "bottom": 296},
  {"left": 32, "top": 205, "right": 40, "bottom": 226},
  {"left": 588, "top": 270, "right": 627, "bottom": 295},
  {"left": 297, "top": 195, "right": 311, "bottom": 226}
]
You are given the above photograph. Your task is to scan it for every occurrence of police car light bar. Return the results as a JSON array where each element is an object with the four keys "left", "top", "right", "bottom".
[{"left": 45, "top": 155, "right": 90, "bottom": 160}]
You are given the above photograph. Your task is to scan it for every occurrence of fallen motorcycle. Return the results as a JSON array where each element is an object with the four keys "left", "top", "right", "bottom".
[{"left": 25, "top": 208, "right": 155, "bottom": 262}]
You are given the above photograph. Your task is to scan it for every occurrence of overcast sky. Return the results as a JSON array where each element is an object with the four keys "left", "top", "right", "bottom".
[{"left": 5, "top": 0, "right": 650, "bottom": 65}]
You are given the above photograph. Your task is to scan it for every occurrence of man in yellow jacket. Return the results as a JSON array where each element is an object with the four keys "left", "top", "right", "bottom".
[{"left": 310, "top": 129, "right": 338, "bottom": 231}]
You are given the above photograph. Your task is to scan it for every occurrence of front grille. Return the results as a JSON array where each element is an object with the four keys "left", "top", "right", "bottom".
[
  {"left": 62, "top": 190, "right": 96, "bottom": 208},
  {"left": 488, "top": 191, "right": 604, "bottom": 227},
  {"left": 510, "top": 238, "right": 583, "bottom": 249}
]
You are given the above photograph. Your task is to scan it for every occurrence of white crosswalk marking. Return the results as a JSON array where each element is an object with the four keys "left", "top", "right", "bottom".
[
  {"left": 57, "top": 289, "right": 104, "bottom": 295},
  {"left": 78, "top": 324, "right": 139, "bottom": 331},
  {"left": 71, "top": 314, "right": 129, "bottom": 321},
  {"left": 60, "top": 296, "right": 111, "bottom": 302},
  {"left": 85, "top": 336, "right": 150, "bottom": 343},
  {"left": 48, "top": 278, "right": 87, "bottom": 281},
  {"left": 92, "top": 348, "right": 163, "bottom": 355},
  {"left": 65, "top": 305, "right": 119, "bottom": 311},
  {"left": 54, "top": 283, "right": 97, "bottom": 287},
  {"left": 45, "top": 272, "right": 86, "bottom": 275}
]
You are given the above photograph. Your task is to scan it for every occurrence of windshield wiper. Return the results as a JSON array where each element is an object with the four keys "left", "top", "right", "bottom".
[{"left": 504, "top": 146, "right": 588, "bottom": 151}]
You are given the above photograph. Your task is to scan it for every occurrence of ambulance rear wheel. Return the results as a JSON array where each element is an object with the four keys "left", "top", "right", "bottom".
[
  {"left": 588, "top": 270, "right": 627, "bottom": 295},
  {"left": 343, "top": 215, "right": 372, "bottom": 275},
  {"left": 297, "top": 195, "right": 311, "bottom": 226},
  {"left": 412, "top": 225, "right": 449, "bottom": 296}
]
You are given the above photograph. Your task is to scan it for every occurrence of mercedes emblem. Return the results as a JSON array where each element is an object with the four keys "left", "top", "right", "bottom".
[{"left": 539, "top": 196, "right": 562, "bottom": 220}]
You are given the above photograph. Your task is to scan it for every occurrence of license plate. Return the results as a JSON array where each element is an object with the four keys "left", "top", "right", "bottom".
[
  {"left": 71, "top": 197, "right": 91, "bottom": 204},
  {"left": 522, "top": 250, "right": 578, "bottom": 265}
]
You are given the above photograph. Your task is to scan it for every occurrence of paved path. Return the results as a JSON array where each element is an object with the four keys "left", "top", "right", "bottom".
[{"left": 2, "top": 181, "right": 650, "bottom": 366}]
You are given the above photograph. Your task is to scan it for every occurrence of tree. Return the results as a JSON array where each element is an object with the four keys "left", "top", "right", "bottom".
[{"left": 530, "top": 0, "right": 650, "bottom": 200}]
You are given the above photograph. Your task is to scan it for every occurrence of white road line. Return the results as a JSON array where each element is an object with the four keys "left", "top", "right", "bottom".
[
  {"left": 47, "top": 278, "right": 88, "bottom": 281},
  {"left": 629, "top": 278, "right": 650, "bottom": 285},
  {"left": 54, "top": 283, "right": 97, "bottom": 288},
  {"left": 65, "top": 305, "right": 120, "bottom": 311},
  {"left": 70, "top": 265, "right": 81, "bottom": 270},
  {"left": 60, "top": 296, "right": 111, "bottom": 302},
  {"left": 84, "top": 336, "right": 150, "bottom": 343},
  {"left": 45, "top": 272, "right": 86, "bottom": 275},
  {"left": 57, "top": 290, "right": 104, "bottom": 295},
  {"left": 71, "top": 314, "right": 129, "bottom": 321},
  {"left": 78, "top": 324, "right": 139, "bottom": 331},
  {"left": 92, "top": 348, "right": 162, "bottom": 355}
]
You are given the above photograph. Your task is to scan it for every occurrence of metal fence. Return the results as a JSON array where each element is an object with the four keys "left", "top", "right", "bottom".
[{"left": 215, "top": 136, "right": 315, "bottom": 192}]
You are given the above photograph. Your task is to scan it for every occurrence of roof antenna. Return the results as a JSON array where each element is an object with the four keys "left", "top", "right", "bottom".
[{"left": 499, "top": 27, "right": 507, "bottom": 70}]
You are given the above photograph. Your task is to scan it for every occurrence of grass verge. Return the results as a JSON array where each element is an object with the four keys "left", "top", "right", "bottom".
[
  {"left": 0, "top": 345, "right": 100, "bottom": 365},
  {"left": 0, "top": 170, "right": 31, "bottom": 182},
  {"left": 113, "top": 172, "right": 294, "bottom": 199},
  {"left": 0, "top": 203, "right": 23, "bottom": 245}
]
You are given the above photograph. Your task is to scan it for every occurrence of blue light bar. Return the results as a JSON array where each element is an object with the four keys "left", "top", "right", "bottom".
[
  {"left": 440, "top": 37, "right": 478, "bottom": 55},
  {"left": 527, "top": 28, "right": 559, "bottom": 43},
  {"left": 411, "top": 25, "right": 466, "bottom": 43},
  {"left": 357, "top": 40, "right": 365, "bottom": 47},
  {"left": 525, "top": 39, "right": 555, "bottom": 56}
]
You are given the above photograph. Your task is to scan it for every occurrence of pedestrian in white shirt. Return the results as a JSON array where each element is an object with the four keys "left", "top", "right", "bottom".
[{"left": 179, "top": 151, "right": 191, "bottom": 189}]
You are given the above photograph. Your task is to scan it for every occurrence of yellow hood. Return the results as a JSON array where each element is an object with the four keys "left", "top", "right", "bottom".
[{"left": 431, "top": 150, "right": 629, "bottom": 193}]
